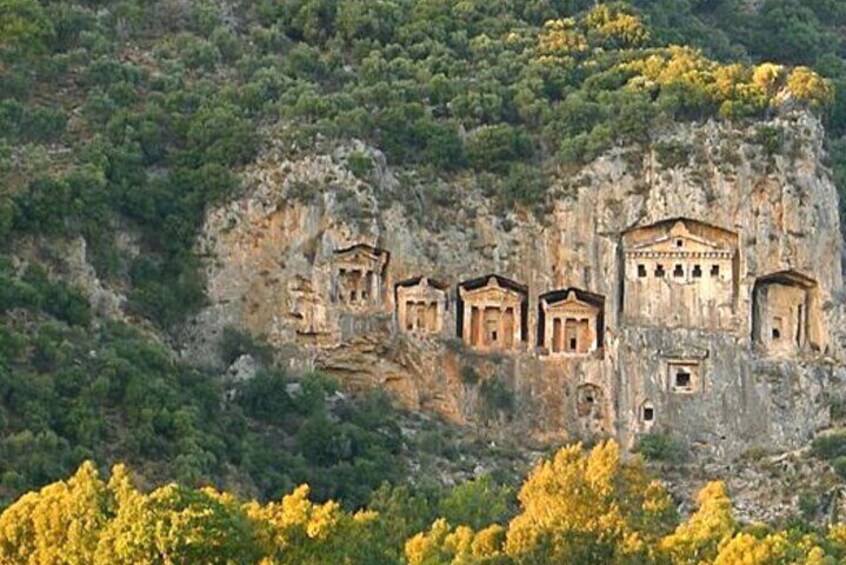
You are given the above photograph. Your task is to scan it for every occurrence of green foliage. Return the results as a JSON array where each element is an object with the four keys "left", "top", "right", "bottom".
[
  {"left": 219, "top": 327, "right": 273, "bottom": 366},
  {"left": 810, "top": 432, "right": 846, "bottom": 461},
  {"left": 438, "top": 475, "right": 514, "bottom": 530},
  {"left": 0, "top": 264, "right": 408, "bottom": 508},
  {"left": 479, "top": 376, "right": 515, "bottom": 419},
  {"left": 0, "top": 0, "right": 51, "bottom": 55},
  {"left": 459, "top": 365, "right": 479, "bottom": 386},
  {"left": 465, "top": 125, "right": 534, "bottom": 172},
  {"left": 654, "top": 140, "right": 692, "bottom": 169},
  {"left": 346, "top": 151, "right": 374, "bottom": 179},
  {"left": 753, "top": 125, "right": 784, "bottom": 157},
  {"left": 799, "top": 492, "right": 820, "bottom": 520},
  {"left": 634, "top": 432, "right": 688, "bottom": 464}
]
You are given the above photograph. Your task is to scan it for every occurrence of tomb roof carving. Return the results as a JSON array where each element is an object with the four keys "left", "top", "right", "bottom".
[
  {"left": 755, "top": 269, "right": 817, "bottom": 288},
  {"left": 333, "top": 243, "right": 390, "bottom": 266},
  {"left": 627, "top": 220, "right": 734, "bottom": 257},
  {"left": 539, "top": 288, "right": 604, "bottom": 309},
  {"left": 458, "top": 274, "right": 528, "bottom": 296},
  {"left": 395, "top": 276, "right": 448, "bottom": 290}
]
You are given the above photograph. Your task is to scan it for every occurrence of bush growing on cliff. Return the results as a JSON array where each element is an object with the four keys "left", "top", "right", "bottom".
[
  {"left": 635, "top": 432, "right": 688, "bottom": 464},
  {"left": 479, "top": 376, "right": 515, "bottom": 422},
  {"left": 811, "top": 432, "right": 846, "bottom": 461}
]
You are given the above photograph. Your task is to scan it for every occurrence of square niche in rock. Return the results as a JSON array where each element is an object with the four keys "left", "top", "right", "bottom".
[{"left": 666, "top": 360, "right": 701, "bottom": 394}]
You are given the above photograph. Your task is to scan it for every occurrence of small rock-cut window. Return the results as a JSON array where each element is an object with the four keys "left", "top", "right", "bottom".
[
  {"left": 771, "top": 317, "right": 782, "bottom": 340},
  {"left": 710, "top": 264, "right": 720, "bottom": 277},
  {"left": 675, "top": 370, "right": 691, "bottom": 389},
  {"left": 673, "top": 264, "right": 684, "bottom": 277},
  {"left": 692, "top": 265, "right": 702, "bottom": 278},
  {"left": 643, "top": 406, "right": 654, "bottom": 421},
  {"left": 637, "top": 264, "right": 647, "bottom": 278},
  {"left": 654, "top": 264, "right": 665, "bottom": 277}
]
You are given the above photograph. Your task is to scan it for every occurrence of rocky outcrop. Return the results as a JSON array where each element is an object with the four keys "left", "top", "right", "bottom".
[{"left": 185, "top": 112, "right": 846, "bottom": 459}]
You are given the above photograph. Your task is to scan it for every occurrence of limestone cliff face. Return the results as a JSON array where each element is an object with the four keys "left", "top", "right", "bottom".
[{"left": 187, "top": 112, "right": 846, "bottom": 458}]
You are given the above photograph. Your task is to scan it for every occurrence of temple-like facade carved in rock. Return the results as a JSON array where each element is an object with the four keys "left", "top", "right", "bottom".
[
  {"left": 537, "top": 288, "right": 604, "bottom": 357},
  {"left": 752, "top": 270, "right": 820, "bottom": 355},
  {"left": 395, "top": 277, "right": 448, "bottom": 335},
  {"left": 457, "top": 275, "right": 528, "bottom": 352},
  {"left": 331, "top": 244, "right": 389, "bottom": 309},
  {"left": 622, "top": 219, "right": 738, "bottom": 330}
]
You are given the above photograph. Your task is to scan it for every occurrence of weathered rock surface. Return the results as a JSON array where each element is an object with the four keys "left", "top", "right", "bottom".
[{"left": 185, "top": 112, "right": 846, "bottom": 460}]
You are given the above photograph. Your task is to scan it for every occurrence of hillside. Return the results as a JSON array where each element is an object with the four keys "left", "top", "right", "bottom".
[{"left": 2, "top": 0, "right": 846, "bottom": 550}]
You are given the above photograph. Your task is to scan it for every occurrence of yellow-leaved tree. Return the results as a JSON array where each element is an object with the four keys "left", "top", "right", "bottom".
[
  {"left": 660, "top": 480, "right": 735, "bottom": 563},
  {"left": 405, "top": 441, "right": 676, "bottom": 565},
  {"left": 94, "top": 465, "right": 262, "bottom": 564},
  {"left": 405, "top": 518, "right": 506, "bottom": 565},
  {"left": 504, "top": 440, "right": 675, "bottom": 564},
  {"left": 0, "top": 461, "right": 108, "bottom": 564},
  {"left": 246, "top": 483, "right": 392, "bottom": 564},
  {"left": 583, "top": 4, "right": 650, "bottom": 48},
  {"left": 785, "top": 66, "right": 833, "bottom": 107}
]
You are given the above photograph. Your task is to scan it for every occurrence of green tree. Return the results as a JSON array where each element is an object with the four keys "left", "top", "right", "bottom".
[{"left": 0, "top": 0, "right": 51, "bottom": 56}]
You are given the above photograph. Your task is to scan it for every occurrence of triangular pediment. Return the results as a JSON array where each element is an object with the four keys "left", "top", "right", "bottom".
[
  {"left": 461, "top": 280, "right": 523, "bottom": 303},
  {"left": 397, "top": 277, "right": 447, "bottom": 299},
  {"left": 543, "top": 290, "right": 599, "bottom": 315},
  {"left": 334, "top": 244, "right": 387, "bottom": 266},
  {"left": 630, "top": 221, "right": 727, "bottom": 253}
]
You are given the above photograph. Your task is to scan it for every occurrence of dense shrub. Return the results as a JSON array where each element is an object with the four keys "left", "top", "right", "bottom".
[
  {"left": 634, "top": 432, "right": 688, "bottom": 463},
  {"left": 811, "top": 432, "right": 846, "bottom": 461}
]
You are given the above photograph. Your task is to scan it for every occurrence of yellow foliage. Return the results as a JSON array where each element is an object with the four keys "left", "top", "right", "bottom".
[
  {"left": 584, "top": 4, "right": 650, "bottom": 47},
  {"left": 620, "top": 44, "right": 828, "bottom": 117},
  {"left": 405, "top": 519, "right": 505, "bottom": 565},
  {"left": 0, "top": 461, "right": 108, "bottom": 565},
  {"left": 503, "top": 440, "right": 669, "bottom": 563},
  {"left": 471, "top": 524, "right": 505, "bottom": 558},
  {"left": 660, "top": 481, "right": 735, "bottom": 564},
  {"left": 713, "top": 532, "right": 789, "bottom": 564},
  {"left": 538, "top": 18, "right": 588, "bottom": 58},
  {"left": 9, "top": 445, "right": 846, "bottom": 564},
  {"left": 405, "top": 518, "right": 452, "bottom": 565},
  {"left": 245, "top": 483, "right": 345, "bottom": 554},
  {"left": 752, "top": 63, "right": 786, "bottom": 96},
  {"left": 786, "top": 66, "right": 833, "bottom": 107}
]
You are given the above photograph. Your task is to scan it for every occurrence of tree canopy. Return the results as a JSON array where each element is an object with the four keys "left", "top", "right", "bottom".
[{"left": 4, "top": 441, "right": 846, "bottom": 564}]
